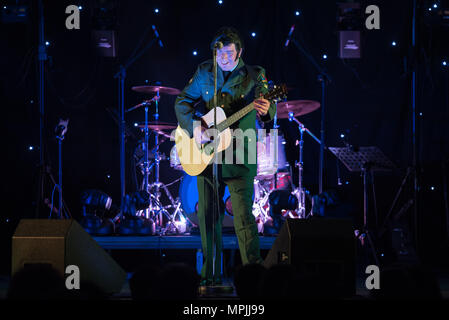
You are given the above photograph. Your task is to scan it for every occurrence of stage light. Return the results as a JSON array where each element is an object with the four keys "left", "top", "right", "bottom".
[
  {"left": 78, "top": 6, "right": 82, "bottom": 10},
  {"left": 28, "top": 146, "right": 34, "bottom": 151},
  {"left": 154, "top": 8, "right": 159, "bottom": 13},
  {"left": 322, "top": 54, "right": 328, "bottom": 59},
  {"left": 193, "top": 50, "right": 198, "bottom": 56},
  {"left": 134, "top": 122, "right": 138, "bottom": 127},
  {"left": 419, "top": 112, "right": 423, "bottom": 116},
  {"left": 295, "top": 11, "right": 300, "bottom": 16},
  {"left": 251, "top": 32, "right": 256, "bottom": 37},
  {"left": 3, "top": 6, "right": 6, "bottom": 9},
  {"left": 218, "top": 0, "right": 223, "bottom": 4},
  {"left": 431, "top": 186, "right": 435, "bottom": 190},
  {"left": 145, "top": 79, "right": 149, "bottom": 83},
  {"left": 433, "top": 4, "right": 438, "bottom": 8},
  {"left": 428, "top": 7, "right": 432, "bottom": 11},
  {"left": 443, "top": 60, "right": 447, "bottom": 66},
  {"left": 45, "top": 41, "right": 50, "bottom": 46},
  {"left": 340, "top": 134, "right": 345, "bottom": 138},
  {"left": 106, "top": 174, "right": 111, "bottom": 179},
  {"left": 392, "top": 41, "right": 397, "bottom": 46}
]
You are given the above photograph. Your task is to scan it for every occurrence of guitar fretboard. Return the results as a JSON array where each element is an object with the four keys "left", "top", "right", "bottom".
[{"left": 216, "top": 102, "right": 254, "bottom": 132}]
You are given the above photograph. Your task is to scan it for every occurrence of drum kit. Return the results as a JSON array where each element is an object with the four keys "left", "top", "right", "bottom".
[{"left": 127, "top": 84, "right": 320, "bottom": 235}]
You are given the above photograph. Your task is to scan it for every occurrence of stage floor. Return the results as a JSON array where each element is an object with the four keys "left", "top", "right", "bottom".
[{"left": 92, "top": 234, "right": 277, "bottom": 250}]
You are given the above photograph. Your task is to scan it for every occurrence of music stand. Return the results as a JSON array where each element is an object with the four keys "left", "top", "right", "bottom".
[{"left": 329, "top": 146, "right": 395, "bottom": 266}]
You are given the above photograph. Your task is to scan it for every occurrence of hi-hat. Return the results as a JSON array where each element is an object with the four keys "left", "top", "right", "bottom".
[
  {"left": 132, "top": 85, "right": 181, "bottom": 96},
  {"left": 276, "top": 100, "right": 320, "bottom": 118}
]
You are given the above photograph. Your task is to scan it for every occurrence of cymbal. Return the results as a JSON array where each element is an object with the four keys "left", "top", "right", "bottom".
[
  {"left": 137, "top": 121, "right": 177, "bottom": 131},
  {"left": 132, "top": 85, "right": 181, "bottom": 96},
  {"left": 276, "top": 100, "right": 320, "bottom": 118}
]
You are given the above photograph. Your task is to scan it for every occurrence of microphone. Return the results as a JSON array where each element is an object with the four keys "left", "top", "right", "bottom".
[
  {"left": 214, "top": 41, "right": 223, "bottom": 49},
  {"left": 284, "top": 24, "right": 295, "bottom": 48},
  {"left": 152, "top": 25, "right": 163, "bottom": 48},
  {"left": 55, "top": 119, "right": 69, "bottom": 139}
]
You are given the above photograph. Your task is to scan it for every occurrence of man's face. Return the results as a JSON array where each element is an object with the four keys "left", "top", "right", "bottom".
[{"left": 217, "top": 43, "right": 242, "bottom": 71}]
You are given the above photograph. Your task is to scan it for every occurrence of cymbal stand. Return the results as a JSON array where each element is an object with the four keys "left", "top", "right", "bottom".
[{"left": 288, "top": 114, "right": 321, "bottom": 218}]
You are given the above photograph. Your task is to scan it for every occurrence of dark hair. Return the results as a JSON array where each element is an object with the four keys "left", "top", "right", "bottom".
[{"left": 210, "top": 26, "right": 244, "bottom": 52}]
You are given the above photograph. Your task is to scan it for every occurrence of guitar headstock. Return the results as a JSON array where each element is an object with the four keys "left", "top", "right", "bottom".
[{"left": 264, "top": 84, "right": 288, "bottom": 103}]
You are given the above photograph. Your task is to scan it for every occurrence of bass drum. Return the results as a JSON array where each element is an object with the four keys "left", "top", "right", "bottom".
[{"left": 179, "top": 174, "right": 234, "bottom": 227}]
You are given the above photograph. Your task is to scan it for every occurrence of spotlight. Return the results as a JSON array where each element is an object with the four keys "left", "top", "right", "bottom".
[
  {"left": 28, "top": 146, "right": 34, "bottom": 151},
  {"left": 443, "top": 60, "right": 447, "bottom": 66},
  {"left": 428, "top": 7, "right": 432, "bottom": 11},
  {"left": 322, "top": 54, "right": 328, "bottom": 59},
  {"left": 134, "top": 122, "right": 138, "bottom": 127},
  {"left": 45, "top": 41, "right": 50, "bottom": 46},
  {"left": 218, "top": 0, "right": 223, "bottom": 4},
  {"left": 433, "top": 3, "right": 438, "bottom": 8},
  {"left": 340, "top": 134, "right": 345, "bottom": 138},
  {"left": 431, "top": 186, "right": 435, "bottom": 190},
  {"left": 295, "top": 11, "right": 300, "bottom": 16},
  {"left": 78, "top": 6, "right": 82, "bottom": 10},
  {"left": 193, "top": 50, "right": 198, "bottom": 56},
  {"left": 251, "top": 32, "right": 256, "bottom": 37},
  {"left": 392, "top": 41, "right": 397, "bottom": 46},
  {"left": 106, "top": 174, "right": 111, "bottom": 179},
  {"left": 154, "top": 8, "right": 159, "bottom": 13}
]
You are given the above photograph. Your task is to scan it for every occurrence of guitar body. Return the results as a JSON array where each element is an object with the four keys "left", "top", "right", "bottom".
[{"left": 175, "top": 107, "right": 232, "bottom": 176}]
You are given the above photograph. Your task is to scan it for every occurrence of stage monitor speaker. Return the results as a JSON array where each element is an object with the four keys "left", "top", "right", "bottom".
[
  {"left": 264, "top": 218, "right": 356, "bottom": 297},
  {"left": 12, "top": 219, "right": 126, "bottom": 294}
]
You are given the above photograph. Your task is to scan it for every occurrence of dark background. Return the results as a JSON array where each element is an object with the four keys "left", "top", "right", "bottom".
[{"left": 1, "top": 0, "right": 448, "bottom": 273}]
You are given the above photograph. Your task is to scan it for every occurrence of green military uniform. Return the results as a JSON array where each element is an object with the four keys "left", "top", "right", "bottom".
[{"left": 174, "top": 58, "right": 276, "bottom": 284}]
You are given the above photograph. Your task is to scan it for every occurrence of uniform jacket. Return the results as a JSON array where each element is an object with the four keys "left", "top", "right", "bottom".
[{"left": 174, "top": 58, "right": 276, "bottom": 178}]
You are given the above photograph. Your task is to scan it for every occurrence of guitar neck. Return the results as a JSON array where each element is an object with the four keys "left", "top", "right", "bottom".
[{"left": 216, "top": 102, "right": 254, "bottom": 132}]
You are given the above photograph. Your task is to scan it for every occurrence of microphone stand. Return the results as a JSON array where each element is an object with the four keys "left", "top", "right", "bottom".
[
  {"left": 211, "top": 45, "right": 220, "bottom": 286},
  {"left": 290, "top": 39, "right": 332, "bottom": 194}
]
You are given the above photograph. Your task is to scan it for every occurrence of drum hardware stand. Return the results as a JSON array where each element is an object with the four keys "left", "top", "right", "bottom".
[
  {"left": 288, "top": 114, "right": 321, "bottom": 218},
  {"left": 329, "top": 146, "right": 395, "bottom": 266}
]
